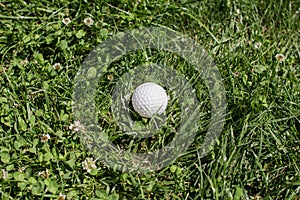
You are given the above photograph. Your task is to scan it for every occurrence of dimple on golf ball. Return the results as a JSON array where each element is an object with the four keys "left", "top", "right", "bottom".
[{"left": 132, "top": 82, "right": 168, "bottom": 118}]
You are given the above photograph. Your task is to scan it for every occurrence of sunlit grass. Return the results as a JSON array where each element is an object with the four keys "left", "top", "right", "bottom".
[{"left": 0, "top": 0, "right": 299, "bottom": 199}]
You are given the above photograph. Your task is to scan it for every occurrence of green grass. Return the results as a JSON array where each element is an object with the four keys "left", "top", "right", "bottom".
[{"left": 0, "top": 0, "right": 299, "bottom": 199}]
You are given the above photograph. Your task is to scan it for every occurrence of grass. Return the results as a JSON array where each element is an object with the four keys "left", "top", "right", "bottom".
[{"left": 0, "top": 0, "right": 299, "bottom": 199}]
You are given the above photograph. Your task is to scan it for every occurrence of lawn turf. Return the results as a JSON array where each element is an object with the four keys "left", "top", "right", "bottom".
[{"left": 0, "top": 0, "right": 299, "bottom": 199}]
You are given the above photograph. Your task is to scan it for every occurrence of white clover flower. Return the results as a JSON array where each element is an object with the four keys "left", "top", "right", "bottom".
[
  {"left": 254, "top": 42, "right": 262, "bottom": 49},
  {"left": 58, "top": 193, "right": 66, "bottom": 200},
  {"left": 69, "top": 120, "right": 86, "bottom": 133},
  {"left": 62, "top": 17, "right": 71, "bottom": 25},
  {"left": 52, "top": 63, "right": 62, "bottom": 70},
  {"left": 83, "top": 17, "right": 94, "bottom": 26},
  {"left": 18, "top": 166, "right": 26, "bottom": 172},
  {"left": 82, "top": 157, "right": 97, "bottom": 172},
  {"left": 107, "top": 74, "right": 113, "bottom": 80},
  {"left": 1, "top": 169, "right": 8, "bottom": 180},
  {"left": 275, "top": 54, "right": 286, "bottom": 63},
  {"left": 38, "top": 169, "right": 50, "bottom": 178},
  {"left": 41, "top": 134, "right": 51, "bottom": 142}
]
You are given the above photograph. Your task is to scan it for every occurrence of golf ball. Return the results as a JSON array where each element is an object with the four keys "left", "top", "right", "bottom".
[{"left": 132, "top": 82, "right": 168, "bottom": 118}]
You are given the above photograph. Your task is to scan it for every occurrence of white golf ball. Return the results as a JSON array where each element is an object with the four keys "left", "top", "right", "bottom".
[{"left": 132, "top": 82, "right": 168, "bottom": 118}]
